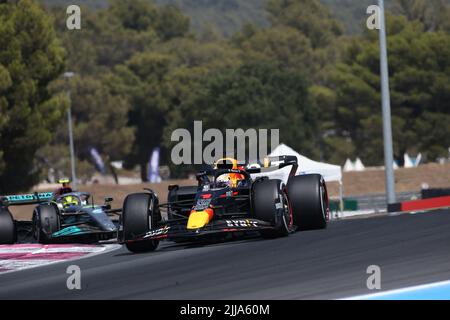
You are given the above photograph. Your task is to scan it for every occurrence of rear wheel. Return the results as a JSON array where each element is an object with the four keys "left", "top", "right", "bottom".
[
  {"left": 122, "top": 193, "right": 160, "bottom": 253},
  {"left": 253, "top": 179, "right": 291, "bottom": 238},
  {"left": 0, "top": 208, "right": 16, "bottom": 244},
  {"left": 287, "top": 174, "right": 328, "bottom": 231},
  {"left": 32, "top": 204, "right": 60, "bottom": 244}
]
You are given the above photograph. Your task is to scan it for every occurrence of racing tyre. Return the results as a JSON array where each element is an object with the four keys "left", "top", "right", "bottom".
[
  {"left": 32, "top": 204, "right": 61, "bottom": 244},
  {"left": 253, "top": 179, "right": 291, "bottom": 238},
  {"left": 0, "top": 208, "right": 16, "bottom": 244},
  {"left": 287, "top": 174, "right": 328, "bottom": 231},
  {"left": 122, "top": 193, "right": 160, "bottom": 253}
]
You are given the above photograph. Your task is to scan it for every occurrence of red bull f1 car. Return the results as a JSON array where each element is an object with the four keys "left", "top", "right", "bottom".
[{"left": 119, "top": 155, "right": 329, "bottom": 253}]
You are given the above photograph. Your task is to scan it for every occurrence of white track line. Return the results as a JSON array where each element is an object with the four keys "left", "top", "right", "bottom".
[
  {"left": 0, "top": 244, "right": 121, "bottom": 275},
  {"left": 342, "top": 279, "right": 450, "bottom": 300}
]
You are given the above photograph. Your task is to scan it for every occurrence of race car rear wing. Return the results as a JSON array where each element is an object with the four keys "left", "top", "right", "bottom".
[
  {"left": 246, "top": 155, "right": 298, "bottom": 177},
  {"left": 0, "top": 192, "right": 54, "bottom": 207}
]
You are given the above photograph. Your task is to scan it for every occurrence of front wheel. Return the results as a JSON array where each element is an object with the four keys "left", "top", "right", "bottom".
[
  {"left": 0, "top": 208, "right": 16, "bottom": 244},
  {"left": 122, "top": 193, "right": 160, "bottom": 253},
  {"left": 32, "top": 204, "right": 60, "bottom": 244},
  {"left": 252, "top": 179, "right": 292, "bottom": 238}
]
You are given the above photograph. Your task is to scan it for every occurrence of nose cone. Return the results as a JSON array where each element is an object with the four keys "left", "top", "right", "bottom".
[
  {"left": 91, "top": 208, "right": 117, "bottom": 231},
  {"left": 104, "top": 222, "right": 117, "bottom": 232},
  {"left": 99, "top": 218, "right": 117, "bottom": 232},
  {"left": 187, "top": 209, "right": 213, "bottom": 230}
]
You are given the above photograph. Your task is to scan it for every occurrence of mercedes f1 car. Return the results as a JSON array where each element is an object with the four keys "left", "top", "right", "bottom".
[
  {"left": 0, "top": 182, "right": 120, "bottom": 244},
  {"left": 119, "top": 155, "right": 329, "bottom": 253}
]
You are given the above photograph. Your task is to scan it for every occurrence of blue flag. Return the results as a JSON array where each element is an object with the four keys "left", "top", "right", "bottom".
[
  {"left": 90, "top": 147, "right": 106, "bottom": 175},
  {"left": 148, "top": 147, "right": 161, "bottom": 183}
]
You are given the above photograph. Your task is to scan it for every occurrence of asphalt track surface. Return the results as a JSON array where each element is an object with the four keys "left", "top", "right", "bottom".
[{"left": 0, "top": 209, "right": 449, "bottom": 299}]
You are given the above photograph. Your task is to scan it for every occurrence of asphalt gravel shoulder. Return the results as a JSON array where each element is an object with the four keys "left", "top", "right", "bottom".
[{"left": 0, "top": 209, "right": 449, "bottom": 299}]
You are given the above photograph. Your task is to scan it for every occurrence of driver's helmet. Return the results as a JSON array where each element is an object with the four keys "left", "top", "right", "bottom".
[
  {"left": 55, "top": 178, "right": 72, "bottom": 196},
  {"left": 61, "top": 195, "right": 80, "bottom": 208},
  {"left": 214, "top": 158, "right": 245, "bottom": 188}
]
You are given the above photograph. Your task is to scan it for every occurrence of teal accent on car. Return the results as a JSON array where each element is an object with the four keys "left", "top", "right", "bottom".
[
  {"left": 51, "top": 226, "right": 87, "bottom": 237},
  {"left": 3, "top": 192, "right": 54, "bottom": 204}
]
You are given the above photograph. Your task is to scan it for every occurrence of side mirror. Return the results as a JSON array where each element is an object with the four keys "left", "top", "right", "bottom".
[{"left": 104, "top": 197, "right": 113, "bottom": 203}]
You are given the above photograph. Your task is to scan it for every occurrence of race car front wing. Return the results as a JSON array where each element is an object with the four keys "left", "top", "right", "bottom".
[{"left": 120, "top": 218, "right": 275, "bottom": 244}]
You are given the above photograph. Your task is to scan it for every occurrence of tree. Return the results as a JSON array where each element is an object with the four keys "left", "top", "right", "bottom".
[
  {"left": 266, "top": 0, "right": 343, "bottom": 48},
  {"left": 38, "top": 0, "right": 191, "bottom": 181},
  {"left": 113, "top": 52, "right": 172, "bottom": 181},
  {"left": 230, "top": 0, "right": 346, "bottom": 164},
  {"left": 112, "top": 31, "right": 240, "bottom": 180},
  {"left": 156, "top": 5, "right": 190, "bottom": 41},
  {"left": 329, "top": 15, "right": 450, "bottom": 164},
  {"left": 153, "top": 0, "right": 270, "bottom": 37},
  {"left": 164, "top": 60, "right": 318, "bottom": 174},
  {"left": 233, "top": 0, "right": 344, "bottom": 78},
  {"left": 0, "top": 0, "right": 65, "bottom": 193},
  {"left": 48, "top": 2, "right": 158, "bottom": 74},
  {"left": 393, "top": 0, "right": 450, "bottom": 32},
  {"left": 238, "top": 25, "right": 315, "bottom": 74},
  {"left": 109, "top": 0, "right": 159, "bottom": 31},
  {"left": 36, "top": 74, "right": 135, "bottom": 182}
]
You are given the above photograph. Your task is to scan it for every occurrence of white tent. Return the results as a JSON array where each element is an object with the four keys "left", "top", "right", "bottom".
[
  {"left": 354, "top": 158, "right": 365, "bottom": 171},
  {"left": 343, "top": 157, "right": 365, "bottom": 172},
  {"left": 250, "top": 143, "right": 341, "bottom": 182},
  {"left": 404, "top": 153, "right": 414, "bottom": 168},
  {"left": 404, "top": 153, "right": 422, "bottom": 168},
  {"left": 250, "top": 143, "right": 343, "bottom": 216},
  {"left": 343, "top": 158, "right": 355, "bottom": 172},
  {"left": 393, "top": 160, "right": 399, "bottom": 170}
]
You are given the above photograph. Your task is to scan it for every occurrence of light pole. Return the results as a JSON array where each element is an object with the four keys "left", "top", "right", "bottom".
[
  {"left": 378, "top": 0, "right": 396, "bottom": 205},
  {"left": 63, "top": 72, "right": 77, "bottom": 190}
]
